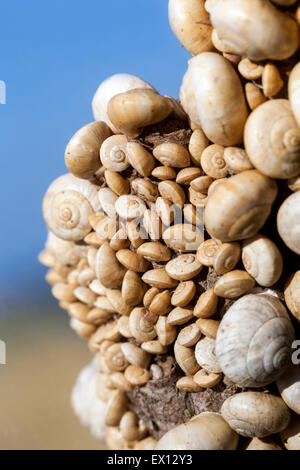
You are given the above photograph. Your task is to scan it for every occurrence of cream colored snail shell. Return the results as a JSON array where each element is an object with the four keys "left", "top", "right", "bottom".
[
  {"left": 64, "top": 121, "right": 112, "bottom": 179},
  {"left": 155, "top": 412, "right": 239, "bottom": 450},
  {"left": 204, "top": 170, "right": 278, "bottom": 242},
  {"left": 277, "top": 191, "right": 300, "bottom": 255},
  {"left": 42, "top": 173, "right": 101, "bottom": 241},
  {"left": 107, "top": 89, "right": 173, "bottom": 137},
  {"left": 45, "top": 231, "right": 87, "bottom": 266},
  {"left": 289, "top": 62, "right": 300, "bottom": 129},
  {"left": 244, "top": 100, "right": 300, "bottom": 179},
  {"left": 180, "top": 52, "right": 248, "bottom": 146},
  {"left": 277, "top": 365, "right": 300, "bottom": 415},
  {"left": 215, "top": 294, "right": 295, "bottom": 387},
  {"left": 92, "top": 73, "right": 155, "bottom": 133},
  {"left": 242, "top": 234, "right": 283, "bottom": 287},
  {"left": 207, "top": 0, "right": 299, "bottom": 61},
  {"left": 221, "top": 392, "right": 291, "bottom": 438},
  {"left": 168, "top": 0, "right": 213, "bottom": 56}
]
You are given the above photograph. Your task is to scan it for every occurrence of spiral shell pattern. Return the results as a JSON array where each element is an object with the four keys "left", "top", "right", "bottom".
[{"left": 216, "top": 294, "right": 295, "bottom": 387}]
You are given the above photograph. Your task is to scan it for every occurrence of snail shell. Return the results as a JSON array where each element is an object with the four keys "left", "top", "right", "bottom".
[
  {"left": 204, "top": 170, "right": 278, "bottom": 242},
  {"left": 168, "top": 0, "right": 213, "bottom": 55},
  {"left": 277, "top": 191, "right": 300, "bottom": 255},
  {"left": 42, "top": 174, "right": 101, "bottom": 241},
  {"left": 207, "top": 0, "right": 299, "bottom": 61},
  {"left": 180, "top": 52, "right": 248, "bottom": 146},
  {"left": 244, "top": 100, "right": 300, "bottom": 179},
  {"left": 284, "top": 271, "right": 300, "bottom": 322},
  {"left": 92, "top": 73, "right": 155, "bottom": 133},
  {"left": 242, "top": 234, "right": 283, "bottom": 287},
  {"left": 45, "top": 231, "right": 87, "bottom": 266},
  {"left": 289, "top": 62, "right": 300, "bottom": 128},
  {"left": 277, "top": 365, "right": 300, "bottom": 415},
  {"left": 155, "top": 412, "right": 239, "bottom": 450},
  {"left": 221, "top": 392, "right": 291, "bottom": 438},
  {"left": 64, "top": 121, "right": 112, "bottom": 179},
  {"left": 216, "top": 294, "right": 295, "bottom": 387},
  {"left": 281, "top": 415, "right": 300, "bottom": 450}
]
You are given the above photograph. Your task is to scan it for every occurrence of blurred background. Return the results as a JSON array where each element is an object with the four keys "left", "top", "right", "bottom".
[{"left": 0, "top": 0, "right": 190, "bottom": 449}]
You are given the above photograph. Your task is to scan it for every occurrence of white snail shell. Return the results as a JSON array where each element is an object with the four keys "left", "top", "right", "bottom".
[
  {"left": 207, "top": 0, "right": 299, "bottom": 61},
  {"left": 244, "top": 100, "right": 300, "bottom": 179},
  {"left": 242, "top": 234, "right": 283, "bottom": 287},
  {"left": 42, "top": 174, "right": 101, "bottom": 241},
  {"left": 277, "top": 191, "right": 300, "bottom": 255},
  {"left": 179, "top": 52, "right": 248, "bottom": 146},
  {"left": 289, "top": 62, "right": 300, "bottom": 129},
  {"left": 168, "top": 0, "right": 213, "bottom": 55},
  {"left": 155, "top": 412, "right": 239, "bottom": 450},
  {"left": 277, "top": 365, "right": 300, "bottom": 415},
  {"left": 92, "top": 73, "right": 155, "bottom": 133},
  {"left": 204, "top": 170, "right": 278, "bottom": 242},
  {"left": 216, "top": 294, "right": 295, "bottom": 387},
  {"left": 221, "top": 392, "right": 291, "bottom": 438},
  {"left": 45, "top": 231, "right": 87, "bottom": 266}
]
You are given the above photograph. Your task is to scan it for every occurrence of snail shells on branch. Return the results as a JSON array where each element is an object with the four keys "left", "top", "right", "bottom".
[
  {"left": 107, "top": 89, "right": 173, "bottom": 138},
  {"left": 92, "top": 73, "right": 155, "bottom": 133},
  {"left": 180, "top": 52, "right": 248, "bottom": 146},
  {"left": 277, "top": 191, "right": 300, "bottom": 255},
  {"left": 244, "top": 100, "right": 300, "bottom": 179},
  {"left": 168, "top": 0, "right": 213, "bottom": 56},
  {"left": 216, "top": 294, "right": 295, "bottom": 387},
  {"left": 65, "top": 121, "right": 112, "bottom": 179},
  {"left": 207, "top": 0, "right": 299, "bottom": 61},
  {"left": 155, "top": 412, "right": 239, "bottom": 450},
  {"left": 204, "top": 170, "right": 277, "bottom": 242},
  {"left": 42, "top": 174, "right": 101, "bottom": 241},
  {"left": 221, "top": 392, "right": 291, "bottom": 438}
]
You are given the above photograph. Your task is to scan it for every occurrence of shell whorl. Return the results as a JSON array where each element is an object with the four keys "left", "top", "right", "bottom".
[{"left": 215, "top": 294, "right": 295, "bottom": 387}]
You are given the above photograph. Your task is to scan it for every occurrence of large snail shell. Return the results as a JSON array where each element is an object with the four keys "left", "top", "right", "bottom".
[
  {"left": 289, "top": 62, "right": 300, "bottom": 128},
  {"left": 64, "top": 121, "right": 112, "bottom": 179},
  {"left": 277, "top": 192, "right": 300, "bottom": 255},
  {"left": 45, "top": 231, "right": 87, "bottom": 266},
  {"left": 168, "top": 0, "right": 213, "bottom": 55},
  {"left": 92, "top": 73, "right": 155, "bottom": 133},
  {"left": 155, "top": 412, "right": 239, "bottom": 450},
  {"left": 207, "top": 0, "right": 299, "bottom": 61},
  {"left": 221, "top": 392, "right": 291, "bottom": 438},
  {"left": 204, "top": 170, "right": 278, "bottom": 242},
  {"left": 42, "top": 174, "right": 101, "bottom": 241},
  {"left": 215, "top": 294, "right": 295, "bottom": 387},
  {"left": 244, "top": 100, "right": 300, "bottom": 179},
  {"left": 180, "top": 52, "right": 248, "bottom": 146},
  {"left": 277, "top": 365, "right": 300, "bottom": 415}
]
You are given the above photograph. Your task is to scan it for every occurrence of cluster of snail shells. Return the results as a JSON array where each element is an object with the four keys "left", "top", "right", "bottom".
[{"left": 39, "top": 0, "right": 300, "bottom": 451}]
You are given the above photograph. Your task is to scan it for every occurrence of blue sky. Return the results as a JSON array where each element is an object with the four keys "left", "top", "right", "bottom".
[{"left": 0, "top": 0, "right": 190, "bottom": 302}]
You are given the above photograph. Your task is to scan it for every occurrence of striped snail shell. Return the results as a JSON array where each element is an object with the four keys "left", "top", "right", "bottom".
[
  {"left": 215, "top": 294, "right": 295, "bottom": 387},
  {"left": 42, "top": 174, "right": 101, "bottom": 241}
]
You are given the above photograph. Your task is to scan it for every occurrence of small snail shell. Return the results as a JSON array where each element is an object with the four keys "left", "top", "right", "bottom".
[
  {"left": 280, "top": 415, "right": 300, "bottom": 450},
  {"left": 92, "top": 73, "right": 155, "bottom": 132},
  {"left": 289, "top": 62, "right": 300, "bottom": 128},
  {"left": 200, "top": 144, "right": 228, "bottom": 179},
  {"left": 168, "top": 0, "right": 213, "bottom": 55},
  {"left": 237, "top": 58, "right": 264, "bottom": 81},
  {"left": 45, "top": 231, "right": 85, "bottom": 266},
  {"left": 107, "top": 89, "right": 173, "bottom": 137},
  {"left": 262, "top": 63, "right": 283, "bottom": 98},
  {"left": 100, "top": 135, "right": 129, "bottom": 172},
  {"left": 288, "top": 175, "right": 300, "bottom": 192},
  {"left": 213, "top": 242, "right": 241, "bottom": 275},
  {"left": 129, "top": 307, "right": 157, "bottom": 343},
  {"left": 42, "top": 174, "right": 101, "bottom": 241},
  {"left": 277, "top": 366, "right": 300, "bottom": 415},
  {"left": 277, "top": 191, "right": 300, "bottom": 255},
  {"left": 204, "top": 170, "right": 277, "bottom": 242},
  {"left": 171, "top": 281, "right": 196, "bottom": 307},
  {"left": 126, "top": 142, "right": 155, "bottom": 177},
  {"left": 216, "top": 294, "right": 295, "bottom": 387},
  {"left": 163, "top": 224, "right": 204, "bottom": 252},
  {"left": 165, "top": 254, "right": 202, "bottom": 281},
  {"left": 180, "top": 52, "right": 248, "bottom": 146},
  {"left": 153, "top": 142, "right": 191, "bottom": 168},
  {"left": 195, "top": 337, "right": 222, "bottom": 373},
  {"left": 244, "top": 100, "right": 300, "bottom": 179},
  {"left": 121, "top": 270, "right": 144, "bottom": 307},
  {"left": 155, "top": 412, "right": 239, "bottom": 450},
  {"left": 284, "top": 271, "right": 300, "bottom": 322},
  {"left": 242, "top": 234, "right": 283, "bottom": 287},
  {"left": 188, "top": 128, "right": 209, "bottom": 166},
  {"left": 221, "top": 392, "right": 291, "bottom": 438},
  {"left": 223, "top": 147, "right": 253, "bottom": 174},
  {"left": 64, "top": 121, "right": 112, "bottom": 179},
  {"left": 207, "top": 0, "right": 299, "bottom": 61},
  {"left": 174, "top": 341, "right": 200, "bottom": 375},
  {"left": 245, "top": 437, "right": 282, "bottom": 451},
  {"left": 95, "top": 242, "right": 126, "bottom": 289},
  {"left": 244, "top": 83, "right": 266, "bottom": 111}
]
